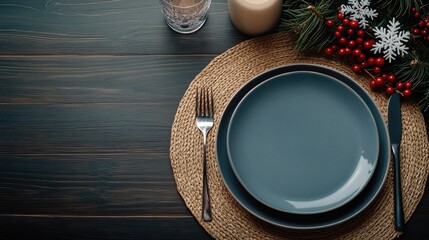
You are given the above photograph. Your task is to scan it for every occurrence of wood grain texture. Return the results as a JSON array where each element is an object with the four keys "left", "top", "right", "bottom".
[
  {"left": 0, "top": 56, "right": 212, "bottom": 215},
  {"left": 0, "top": 0, "right": 248, "bottom": 55},
  {"left": 0, "top": 55, "right": 213, "bottom": 104},
  {"left": 0, "top": 155, "right": 188, "bottom": 215},
  {"left": 0, "top": 56, "right": 213, "bottom": 155},
  {"left": 0, "top": 215, "right": 211, "bottom": 239}
]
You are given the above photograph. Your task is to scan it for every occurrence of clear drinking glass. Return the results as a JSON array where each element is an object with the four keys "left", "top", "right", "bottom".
[{"left": 159, "top": 0, "right": 211, "bottom": 34}]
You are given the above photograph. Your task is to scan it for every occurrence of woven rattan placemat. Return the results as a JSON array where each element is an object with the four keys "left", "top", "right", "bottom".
[{"left": 170, "top": 32, "right": 429, "bottom": 239}]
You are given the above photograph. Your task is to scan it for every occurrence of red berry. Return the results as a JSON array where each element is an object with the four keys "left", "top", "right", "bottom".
[
  {"left": 412, "top": 28, "right": 420, "bottom": 35},
  {"left": 418, "top": 21, "right": 425, "bottom": 27},
  {"left": 337, "top": 25, "right": 345, "bottom": 32},
  {"left": 370, "top": 80, "right": 377, "bottom": 88},
  {"left": 347, "top": 29, "right": 354, "bottom": 35},
  {"left": 343, "top": 18, "right": 350, "bottom": 26},
  {"left": 427, "top": 36, "right": 429, "bottom": 41},
  {"left": 411, "top": 7, "right": 417, "bottom": 13},
  {"left": 422, "top": 30, "right": 428, "bottom": 36},
  {"left": 349, "top": 20, "right": 359, "bottom": 28},
  {"left": 357, "top": 30, "right": 365, "bottom": 37},
  {"left": 325, "top": 47, "right": 334, "bottom": 56},
  {"left": 387, "top": 74, "right": 396, "bottom": 82},
  {"left": 364, "top": 41, "right": 373, "bottom": 49},
  {"left": 348, "top": 40, "right": 357, "bottom": 48},
  {"left": 352, "top": 64, "right": 361, "bottom": 73},
  {"left": 338, "top": 48, "right": 346, "bottom": 56},
  {"left": 331, "top": 45, "right": 338, "bottom": 51},
  {"left": 405, "top": 82, "right": 412, "bottom": 89},
  {"left": 356, "top": 37, "right": 364, "bottom": 44},
  {"left": 345, "top": 47, "right": 351, "bottom": 55},
  {"left": 414, "top": 12, "right": 421, "bottom": 19},
  {"left": 337, "top": 12, "right": 344, "bottom": 20},
  {"left": 367, "top": 57, "right": 376, "bottom": 66},
  {"left": 375, "top": 77, "right": 384, "bottom": 86},
  {"left": 360, "top": 61, "right": 367, "bottom": 69},
  {"left": 425, "top": 19, "right": 429, "bottom": 23},
  {"left": 403, "top": 89, "right": 412, "bottom": 97},
  {"left": 386, "top": 86, "right": 395, "bottom": 95},
  {"left": 358, "top": 53, "right": 366, "bottom": 62},
  {"left": 373, "top": 67, "right": 382, "bottom": 74},
  {"left": 396, "top": 82, "right": 404, "bottom": 90},
  {"left": 326, "top": 19, "right": 335, "bottom": 27},
  {"left": 382, "top": 74, "right": 388, "bottom": 79},
  {"left": 335, "top": 31, "right": 342, "bottom": 38},
  {"left": 375, "top": 57, "right": 385, "bottom": 67},
  {"left": 339, "top": 37, "right": 347, "bottom": 45},
  {"left": 426, "top": 22, "right": 429, "bottom": 28},
  {"left": 352, "top": 48, "right": 361, "bottom": 57}
]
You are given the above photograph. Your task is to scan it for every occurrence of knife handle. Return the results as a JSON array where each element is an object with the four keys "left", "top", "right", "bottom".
[{"left": 392, "top": 144, "right": 405, "bottom": 231}]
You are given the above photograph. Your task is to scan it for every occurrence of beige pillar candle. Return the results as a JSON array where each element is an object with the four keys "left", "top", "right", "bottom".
[{"left": 228, "top": 0, "right": 283, "bottom": 36}]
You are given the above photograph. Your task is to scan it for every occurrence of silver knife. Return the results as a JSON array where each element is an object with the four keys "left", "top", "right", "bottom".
[{"left": 388, "top": 93, "right": 405, "bottom": 231}]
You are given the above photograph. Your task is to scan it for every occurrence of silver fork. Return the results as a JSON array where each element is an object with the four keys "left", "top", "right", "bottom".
[{"left": 195, "top": 87, "right": 214, "bottom": 222}]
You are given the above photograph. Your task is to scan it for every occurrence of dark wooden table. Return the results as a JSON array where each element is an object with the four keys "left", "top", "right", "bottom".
[{"left": 0, "top": 1, "right": 427, "bottom": 239}]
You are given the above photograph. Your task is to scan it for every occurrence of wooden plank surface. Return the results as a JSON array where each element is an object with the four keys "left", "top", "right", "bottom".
[
  {"left": 0, "top": 1, "right": 248, "bottom": 55},
  {"left": 0, "top": 55, "right": 212, "bottom": 104},
  {"left": 0, "top": 56, "right": 211, "bottom": 155},
  {"left": 0, "top": 154, "right": 187, "bottom": 215},
  {"left": 1, "top": 216, "right": 210, "bottom": 239},
  {"left": 0, "top": 56, "right": 211, "bottom": 215},
  {"left": 0, "top": 0, "right": 427, "bottom": 239}
]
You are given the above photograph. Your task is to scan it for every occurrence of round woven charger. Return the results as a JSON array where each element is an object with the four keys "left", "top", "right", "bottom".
[{"left": 170, "top": 32, "right": 429, "bottom": 240}]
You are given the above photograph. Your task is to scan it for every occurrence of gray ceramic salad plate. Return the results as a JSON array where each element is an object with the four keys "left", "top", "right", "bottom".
[
  {"left": 215, "top": 64, "right": 390, "bottom": 229},
  {"left": 226, "top": 71, "right": 379, "bottom": 214}
]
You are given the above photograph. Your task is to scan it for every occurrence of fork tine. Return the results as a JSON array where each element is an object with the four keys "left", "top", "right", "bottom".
[
  {"left": 200, "top": 87, "right": 205, "bottom": 116},
  {"left": 201, "top": 87, "right": 206, "bottom": 117},
  {"left": 201, "top": 88, "right": 204, "bottom": 116},
  {"left": 204, "top": 87, "right": 209, "bottom": 117},
  {"left": 206, "top": 87, "right": 210, "bottom": 117},
  {"left": 196, "top": 88, "right": 200, "bottom": 116},
  {"left": 199, "top": 87, "right": 203, "bottom": 116},
  {"left": 196, "top": 87, "right": 214, "bottom": 117},
  {"left": 209, "top": 87, "right": 214, "bottom": 117},
  {"left": 206, "top": 87, "right": 211, "bottom": 117},
  {"left": 200, "top": 87, "right": 203, "bottom": 116},
  {"left": 197, "top": 87, "right": 203, "bottom": 116}
]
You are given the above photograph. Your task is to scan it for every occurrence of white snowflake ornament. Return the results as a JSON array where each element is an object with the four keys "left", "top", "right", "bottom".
[
  {"left": 340, "top": 0, "right": 378, "bottom": 29},
  {"left": 371, "top": 18, "right": 410, "bottom": 63}
]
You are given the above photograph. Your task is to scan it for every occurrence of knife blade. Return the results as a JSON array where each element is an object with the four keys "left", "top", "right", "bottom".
[{"left": 388, "top": 93, "right": 405, "bottom": 231}]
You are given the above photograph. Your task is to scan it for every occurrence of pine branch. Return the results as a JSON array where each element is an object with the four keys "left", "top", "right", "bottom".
[
  {"left": 418, "top": 87, "right": 429, "bottom": 112},
  {"left": 386, "top": 45, "right": 429, "bottom": 111},
  {"left": 372, "top": 0, "right": 417, "bottom": 17},
  {"left": 278, "top": 0, "right": 335, "bottom": 52}
]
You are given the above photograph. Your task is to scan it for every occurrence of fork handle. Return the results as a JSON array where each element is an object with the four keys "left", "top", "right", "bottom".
[
  {"left": 392, "top": 144, "right": 405, "bottom": 231},
  {"left": 202, "top": 142, "right": 212, "bottom": 222}
]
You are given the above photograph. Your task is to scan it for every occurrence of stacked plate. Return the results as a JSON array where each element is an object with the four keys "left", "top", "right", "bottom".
[{"left": 215, "top": 64, "right": 390, "bottom": 229}]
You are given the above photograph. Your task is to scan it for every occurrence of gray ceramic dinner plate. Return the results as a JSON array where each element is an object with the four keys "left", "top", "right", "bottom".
[
  {"left": 215, "top": 64, "right": 390, "bottom": 229},
  {"left": 226, "top": 71, "right": 379, "bottom": 214}
]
